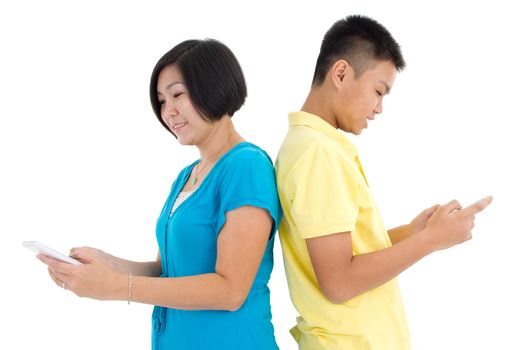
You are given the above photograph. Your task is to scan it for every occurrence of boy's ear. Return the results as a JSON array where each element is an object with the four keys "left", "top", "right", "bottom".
[{"left": 331, "top": 59, "right": 349, "bottom": 87}]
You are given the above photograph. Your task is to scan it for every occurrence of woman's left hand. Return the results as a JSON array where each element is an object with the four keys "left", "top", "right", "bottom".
[{"left": 38, "top": 247, "right": 127, "bottom": 301}]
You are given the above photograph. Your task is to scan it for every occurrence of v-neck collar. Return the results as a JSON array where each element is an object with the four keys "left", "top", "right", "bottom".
[{"left": 167, "top": 141, "right": 251, "bottom": 217}]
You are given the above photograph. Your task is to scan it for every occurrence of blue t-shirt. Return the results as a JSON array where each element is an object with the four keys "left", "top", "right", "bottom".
[{"left": 152, "top": 142, "right": 282, "bottom": 350}]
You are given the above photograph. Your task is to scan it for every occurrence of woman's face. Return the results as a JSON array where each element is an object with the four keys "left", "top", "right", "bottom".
[{"left": 156, "top": 64, "right": 213, "bottom": 145}]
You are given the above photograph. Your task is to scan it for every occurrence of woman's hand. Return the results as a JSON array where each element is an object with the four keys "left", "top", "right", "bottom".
[
  {"left": 70, "top": 247, "right": 117, "bottom": 268},
  {"left": 38, "top": 247, "right": 127, "bottom": 301}
]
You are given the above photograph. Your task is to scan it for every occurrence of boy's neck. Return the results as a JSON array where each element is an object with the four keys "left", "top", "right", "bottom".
[{"left": 301, "top": 86, "right": 338, "bottom": 129}]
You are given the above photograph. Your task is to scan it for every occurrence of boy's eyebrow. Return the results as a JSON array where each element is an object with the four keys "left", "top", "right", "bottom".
[{"left": 379, "top": 80, "right": 391, "bottom": 95}]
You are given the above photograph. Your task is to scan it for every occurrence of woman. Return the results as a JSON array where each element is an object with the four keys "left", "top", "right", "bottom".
[{"left": 39, "top": 39, "right": 282, "bottom": 349}]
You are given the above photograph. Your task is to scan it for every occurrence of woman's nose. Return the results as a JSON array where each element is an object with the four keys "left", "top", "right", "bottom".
[{"left": 162, "top": 100, "right": 178, "bottom": 119}]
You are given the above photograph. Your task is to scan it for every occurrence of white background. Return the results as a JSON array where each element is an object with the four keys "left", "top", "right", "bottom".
[{"left": 1, "top": 0, "right": 527, "bottom": 349}]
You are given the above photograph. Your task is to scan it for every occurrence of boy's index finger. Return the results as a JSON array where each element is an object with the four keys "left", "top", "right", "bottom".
[{"left": 460, "top": 196, "right": 493, "bottom": 216}]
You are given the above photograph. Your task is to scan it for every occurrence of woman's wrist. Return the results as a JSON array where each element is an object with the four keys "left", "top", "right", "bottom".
[
  {"left": 127, "top": 273, "right": 133, "bottom": 305},
  {"left": 112, "top": 272, "right": 131, "bottom": 301}
]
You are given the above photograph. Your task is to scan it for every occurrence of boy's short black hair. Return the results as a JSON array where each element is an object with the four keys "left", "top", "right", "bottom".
[
  {"left": 150, "top": 39, "right": 247, "bottom": 133},
  {"left": 312, "top": 15, "right": 406, "bottom": 85}
]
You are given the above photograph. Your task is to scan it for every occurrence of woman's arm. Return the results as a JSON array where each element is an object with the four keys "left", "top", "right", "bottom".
[
  {"left": 66, "top": 247, "right": 161, "bottom": 277},
  {"left": 103, "top": 251, "right": 161, "bottom": 277},
  {"left": 40, "top": 205, "right": 272, "bottom": 311}
]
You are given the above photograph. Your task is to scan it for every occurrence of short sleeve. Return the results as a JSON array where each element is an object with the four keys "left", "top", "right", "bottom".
[
  {"left": 215, "top": 147, "right": 282, "bottom": 237},
  {"left": 286, "top": 144, "right": 359, "bottom": 239}
]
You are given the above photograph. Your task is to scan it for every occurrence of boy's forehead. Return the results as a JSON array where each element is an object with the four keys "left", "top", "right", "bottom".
[{"left": 362, "top": 60, "right": 398, "bottom": 84}]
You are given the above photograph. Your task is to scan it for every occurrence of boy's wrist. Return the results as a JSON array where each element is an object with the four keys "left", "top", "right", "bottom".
[{"left": 412, "top": 228, "right": 437, "bottom": 256}]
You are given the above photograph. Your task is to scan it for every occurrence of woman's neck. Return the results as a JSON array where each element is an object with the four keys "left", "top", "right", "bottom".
[{"left": 197, "top": 116, "right": 244, "bottom": 164}]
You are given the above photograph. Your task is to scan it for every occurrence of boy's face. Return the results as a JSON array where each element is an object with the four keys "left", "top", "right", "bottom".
[{"left": 334, "top": 60, "right": 397, "bottom": 135}]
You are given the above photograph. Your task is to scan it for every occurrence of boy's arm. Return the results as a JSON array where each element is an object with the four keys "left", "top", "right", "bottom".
[
  {"left": 388, "top": 204, "right": 440, "bottom": 244},
  {"left": 306, "top": 197, "right": 492, "bottom": 304},
  {"left": 387, "top": 224, "right": 412, "bottom": 245}
]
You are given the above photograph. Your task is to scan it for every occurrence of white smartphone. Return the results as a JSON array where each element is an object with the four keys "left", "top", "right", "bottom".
[{"left": 23, "top": 241, "right": 82, "bottom": 265}]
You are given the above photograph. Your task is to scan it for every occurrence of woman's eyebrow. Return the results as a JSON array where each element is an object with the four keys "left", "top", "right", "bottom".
[{"left": 158, "top": 81, "right": 185, "bottom": 95}]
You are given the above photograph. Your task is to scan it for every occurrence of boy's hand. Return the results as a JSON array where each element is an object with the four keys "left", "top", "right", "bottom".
[
  {"left": 409, "top": 204, "right": 441, "bottom": 234},
  {"left": 420, "top": 196, "right": 493, "bottom": 252}
]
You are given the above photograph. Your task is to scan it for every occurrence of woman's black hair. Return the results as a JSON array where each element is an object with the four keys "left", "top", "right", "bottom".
[{"left": 150, "top": 39, "right": 247, "bottom": 133}]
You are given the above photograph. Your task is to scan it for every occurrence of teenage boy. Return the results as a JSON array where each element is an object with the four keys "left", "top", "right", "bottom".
[{"left": 275, "top": 15, "right": 492, "bottom": 350}]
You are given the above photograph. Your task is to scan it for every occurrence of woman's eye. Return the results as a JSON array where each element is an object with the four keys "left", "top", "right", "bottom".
[
  {"left": 159, "top": 100, "right": 165, "bottom": 105},
  {"left": 376, "top": 91, "right": 382, "bottom": 97},
  {"left": 174, "top": 92, "right": 183, "bottom": 98}
]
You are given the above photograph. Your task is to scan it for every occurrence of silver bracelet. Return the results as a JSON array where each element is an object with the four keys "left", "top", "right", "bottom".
[{"left": 127, "top": 273, "right": 132, "bottom": 305}]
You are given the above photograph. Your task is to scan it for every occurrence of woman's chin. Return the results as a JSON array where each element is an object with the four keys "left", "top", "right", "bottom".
[{"left": 177, "top": 137, "right": 195, "bottom": 146}]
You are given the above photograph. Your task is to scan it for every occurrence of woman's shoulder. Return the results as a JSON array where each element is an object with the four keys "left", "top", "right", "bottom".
[
  {"left": 213, "top": 142, "right": 275, "bottom": 183},
  {"left": 223, "top": 142, "right": 273, "bottom": 165}
]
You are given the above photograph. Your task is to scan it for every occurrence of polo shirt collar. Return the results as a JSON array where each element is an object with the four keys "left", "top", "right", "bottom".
[{"left": 288, "top": 111, "right": 358, "bottom": 157}]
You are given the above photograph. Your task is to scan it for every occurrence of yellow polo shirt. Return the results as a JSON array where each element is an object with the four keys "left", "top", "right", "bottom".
[{"left": 275, "top": 111, "right": 410, "bottom": 350}]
